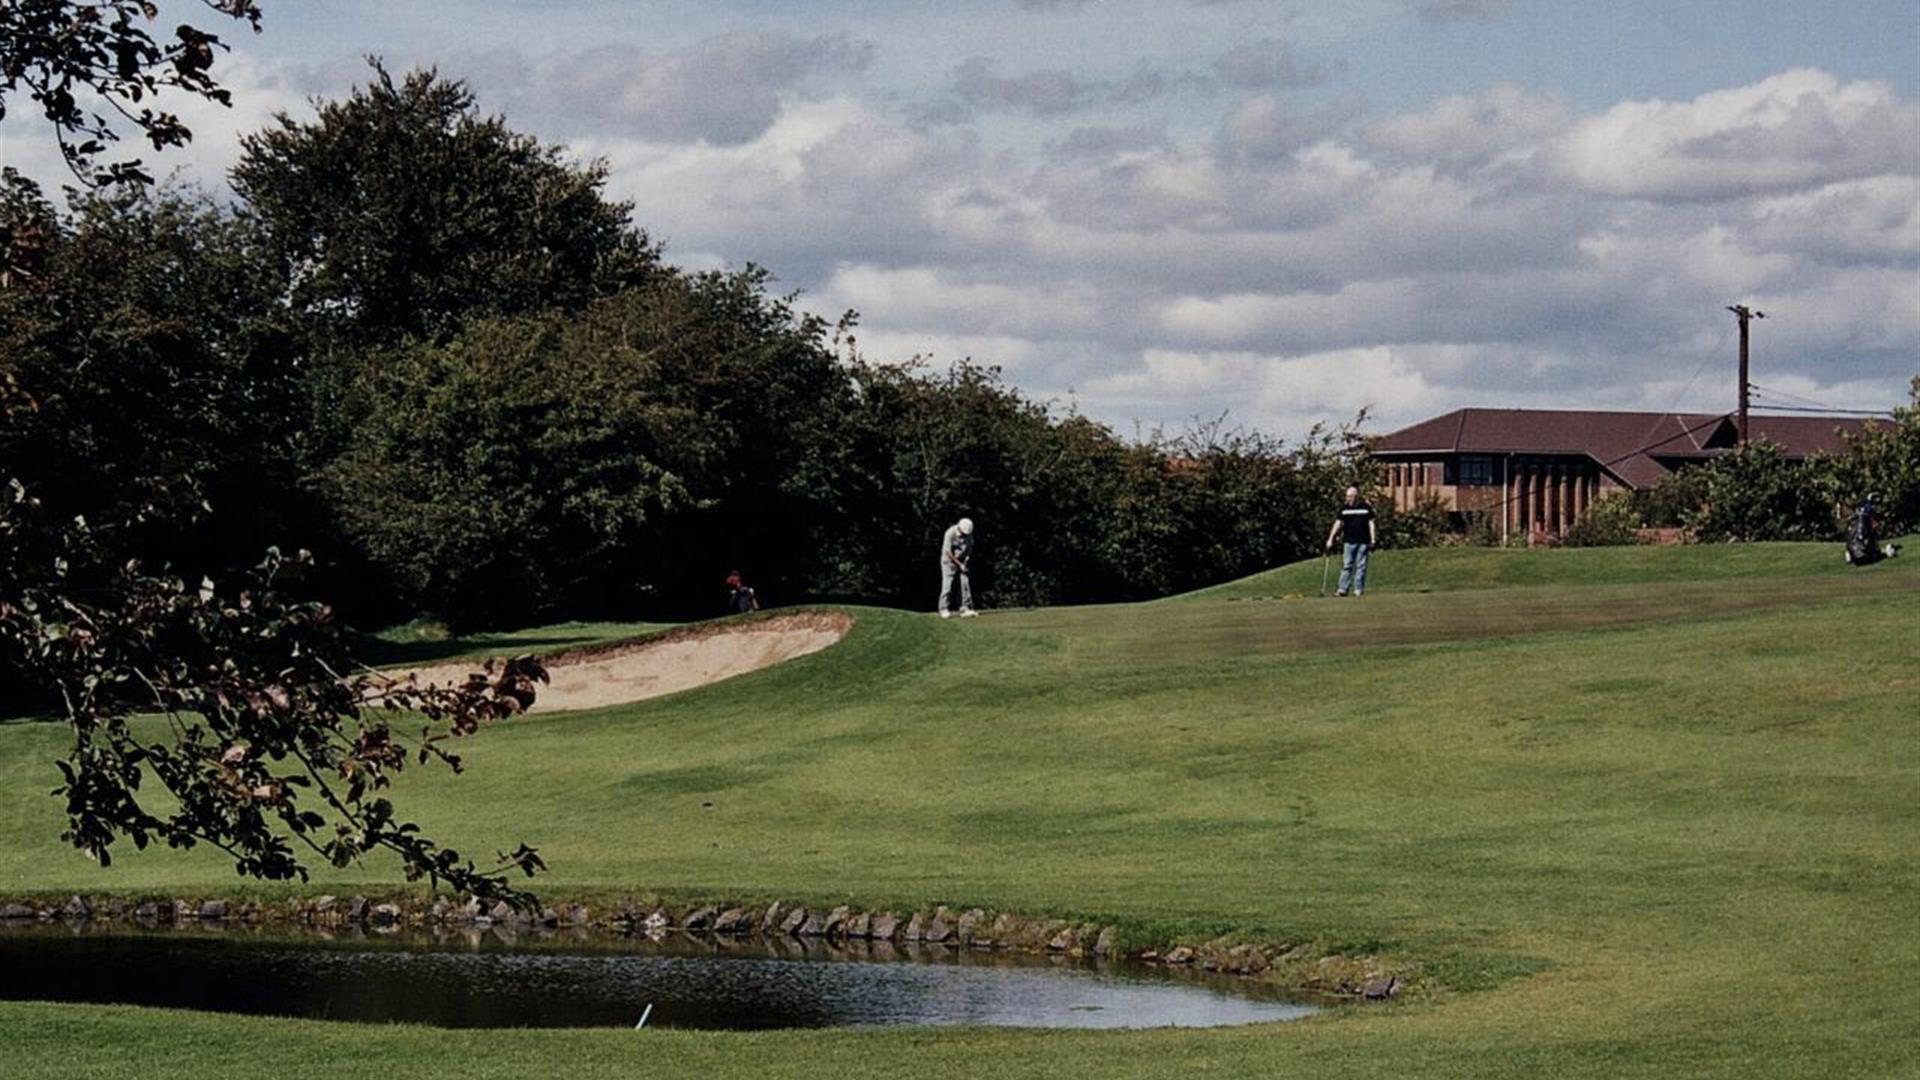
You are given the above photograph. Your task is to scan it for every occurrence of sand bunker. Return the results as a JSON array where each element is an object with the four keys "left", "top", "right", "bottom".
[{"left": 385, "top": 612, "right": 851, "bottom": 714}]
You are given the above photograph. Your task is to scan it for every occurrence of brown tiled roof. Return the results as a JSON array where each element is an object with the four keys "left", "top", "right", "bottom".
[
  {"left": 1746, "top": 414, "right": 1865, "bottom": 457},
  {"left": 1373, "top": 408, "right": 1869, "bottom": 489}
]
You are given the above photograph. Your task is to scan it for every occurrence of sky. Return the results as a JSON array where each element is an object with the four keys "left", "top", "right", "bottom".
[{"left": 3, "top": 0, "right": 1916, "bottom": 441}]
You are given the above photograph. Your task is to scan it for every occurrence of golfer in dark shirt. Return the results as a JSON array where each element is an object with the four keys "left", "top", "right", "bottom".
[
  {"left": 1323, "top": 487, "right": 1377, "bottom": 597},
  {"left": 725, "top": 570, "right": 759, "bottom": 614}
]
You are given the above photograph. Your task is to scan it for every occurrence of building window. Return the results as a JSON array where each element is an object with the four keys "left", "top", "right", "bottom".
[{"left": 1457, "top": 455, "right": 1495, "bottom": 486}]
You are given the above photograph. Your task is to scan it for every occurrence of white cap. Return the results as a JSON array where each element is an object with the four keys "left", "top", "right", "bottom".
[{"left": 959, "top": 517, "right": 974, "bottom": 534}]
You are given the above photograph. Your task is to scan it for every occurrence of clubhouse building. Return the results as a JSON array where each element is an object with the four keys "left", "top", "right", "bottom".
[{"left": 1371, "top": 409, "right": 1866, "bottom": 543}]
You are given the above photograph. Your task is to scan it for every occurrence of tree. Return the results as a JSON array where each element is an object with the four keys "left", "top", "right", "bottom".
[
  {"left": 0, "top": 167, "right": 59, "bottom": 288},
  {"left": 823, "top": 361, "right": 1358, "bottom": 609},
  {"left": 1687, "top": 440, "right": 1841, "bottom": 542},
  {"left": 316, "top": 266, "right": 852, "bottom": 627},
  {"left": 0, "top": 1, "right": 263, "bottom": 187},
  {"left": 1827, "top": 378, "right": 1920, "bottom": 536},
  {"left": 231, "top": 62, "right": 659, "bottom": 354},
  {"left": 315, "top": 310, "right": 693, "bottom": 629},
  {"left": 0, "top": 174, "right": 549, "bottom": 902},
  {"left": 0, "top": 173, "right": 302, "bottom": 575},
  {"left": 826, "top": 358, "right": 1135, "bottom": 609}
]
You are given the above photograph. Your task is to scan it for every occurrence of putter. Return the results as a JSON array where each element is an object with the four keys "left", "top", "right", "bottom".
[{"left": 1319, "top": 549, "right": 1332, "bottom": 597}]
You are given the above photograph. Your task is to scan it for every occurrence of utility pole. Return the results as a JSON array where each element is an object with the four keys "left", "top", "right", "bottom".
[{"left": 1727, "top": 305, "right": 1765, "bottom": 447}]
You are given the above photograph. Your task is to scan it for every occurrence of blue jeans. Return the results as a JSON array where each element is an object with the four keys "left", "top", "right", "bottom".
[{"left": 1337, "top": 542, "right": 1369, "bottom": 595}]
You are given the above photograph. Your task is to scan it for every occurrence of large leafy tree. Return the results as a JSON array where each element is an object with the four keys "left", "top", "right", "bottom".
[
  {"left": 232, "top": 62, "right": 659, "bottom": 354},
  {"left": 0, "top": 172, "right": 299, "bottom": 572},
  {"left": 317, "top": 266, "right": 853, "bottom": 627}
]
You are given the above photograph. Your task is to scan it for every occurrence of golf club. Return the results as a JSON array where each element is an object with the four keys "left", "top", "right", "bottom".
[{"left": 1319, "top": 548, "right": 1331, "bottom": 597}]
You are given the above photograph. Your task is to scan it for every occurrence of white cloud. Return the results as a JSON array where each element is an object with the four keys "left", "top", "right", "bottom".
[
  {"left": 1362, "top": 83, "right": 1567, "bottom": 176},
  {"left": 816, "top": 264, "right": 1106, "bottom": 340},
  {"left": 1577, "top": 223, "right": 1796, "bottom": 300},
  {"left": 1555, "top": 69, "right": 1920, "bottom": 202},
  {"left": 1755, "top": 266, "right": 1920, "bottom": 360},
  {"left": 1072, "top": 344, "right": 1561, "bottom": 438},
  {"left": 587, "top": 98, "right": 990, "bottom": 279},
  {"left": 1085, "top": 345, "right": 1431, "bottom": 415},
  {"left": 1749, "top": 176, "right": 1920, "bottom": 262},
  {"left": 1216, "top": 93, "right": 1361, "bottom": 163},
  {"left": 457, "top": 31, "right": 873, "bottom": 145}
]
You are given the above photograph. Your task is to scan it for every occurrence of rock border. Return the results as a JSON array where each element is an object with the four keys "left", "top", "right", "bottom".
[{"left": 0, "top": 892, "right": 1406, "bottom": 1001}]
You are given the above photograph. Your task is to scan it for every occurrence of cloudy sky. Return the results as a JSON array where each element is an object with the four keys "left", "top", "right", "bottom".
[{"left": 4, "top": 0, "right": 1916, "bottom": 440}]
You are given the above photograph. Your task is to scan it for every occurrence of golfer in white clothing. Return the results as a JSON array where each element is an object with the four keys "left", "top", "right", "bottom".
[{"left": 938, "top": 517, "right": 976, "bottom": 618}]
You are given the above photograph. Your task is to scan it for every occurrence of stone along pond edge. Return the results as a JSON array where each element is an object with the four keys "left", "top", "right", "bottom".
[{"left": 0, "top": 892, "right": 1438, "bottom": 1004}]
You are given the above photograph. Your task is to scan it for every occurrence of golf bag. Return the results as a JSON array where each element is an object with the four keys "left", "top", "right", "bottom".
[{"left": 1845, "top": 503, "right": 1886, "bottom": 566}]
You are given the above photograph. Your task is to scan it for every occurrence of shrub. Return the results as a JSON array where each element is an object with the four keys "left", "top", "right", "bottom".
[
  {"left": 1375, "top": 491, "right": 1453, "bottom": 549},
  {"left": 1825, "top": 377, "right": 1920, "bottom": 536},
  {"left": 1686, "top": 441, "right": 1841, "bottom": 542},
  {"left": 1635, "top": 468, "right": 1708, "bottom": 529},
  {"left": 1563, "top": 492, "right": 1642, "bottom": 547}
]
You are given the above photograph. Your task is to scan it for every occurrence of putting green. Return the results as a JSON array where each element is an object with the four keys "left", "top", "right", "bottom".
[{"left": 1, "top": 540, "right": 1916, "bottom": 1079}]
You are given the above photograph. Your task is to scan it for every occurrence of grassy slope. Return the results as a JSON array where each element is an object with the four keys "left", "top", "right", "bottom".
[
  {"left": 1179, "top": 538, "right": 1900, "bottom": 600},
  {"left": 2, "top": 542, "right": 1917, "bottom": 1078}
]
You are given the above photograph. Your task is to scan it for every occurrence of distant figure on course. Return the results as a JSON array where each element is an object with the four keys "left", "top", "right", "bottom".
[
  {"left": 1324, "top": 487, "right": 1377, "bottom": 597},
  {"left": 1845, "top": 495, "right": 1901, "bottom": 566},
  {"left": 938, "top": 517, "right": 977, "bottom": 618},
  {"left": 725, "top": 570, "right": 760, "bottom": 614}
]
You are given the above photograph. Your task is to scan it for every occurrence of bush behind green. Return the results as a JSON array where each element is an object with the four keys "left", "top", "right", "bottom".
[{"left": 1562, "top": 492, "right": 1641, "bottom": 547}]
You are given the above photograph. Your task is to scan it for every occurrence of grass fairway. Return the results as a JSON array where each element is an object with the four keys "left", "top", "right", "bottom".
[{"left": 2, "top": 541, "right": 1917, "bottom": 1078}]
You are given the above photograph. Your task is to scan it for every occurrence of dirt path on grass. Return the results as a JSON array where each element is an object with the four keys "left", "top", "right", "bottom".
[{"left": 382, "top": 612, "right": 851, "bottom": 713}]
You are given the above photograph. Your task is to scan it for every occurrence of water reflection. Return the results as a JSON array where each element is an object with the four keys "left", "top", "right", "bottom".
[{"left": 0, "top": 924, "right": 1318, "bottom": 1030}]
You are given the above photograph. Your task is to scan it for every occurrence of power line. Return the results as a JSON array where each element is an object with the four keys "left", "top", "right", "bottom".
[
  {"left": 1657, "top": 354, "right": 1715, "bottom": 417},
  {"left": 1747, "top": 381, "right": 1846, "bottom": 411},
  {"left": 1748, "top": 402, "right": 1895, "bottom": 417},
  {"left": 1746, "top": 381, "right": 1898, "bottom": 418}
]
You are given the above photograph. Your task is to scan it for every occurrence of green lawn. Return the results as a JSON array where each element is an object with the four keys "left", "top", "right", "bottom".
[
  {"left": 2, "top": 541, "right": 1916, "bottom": 1078},
  {"left": 1180, "top": 538, "right": 1887, "bottom": 600}
]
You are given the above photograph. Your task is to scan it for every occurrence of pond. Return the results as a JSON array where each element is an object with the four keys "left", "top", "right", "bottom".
[{"left": 0, "top": 925, "right": 1321, "bottom": 1031}]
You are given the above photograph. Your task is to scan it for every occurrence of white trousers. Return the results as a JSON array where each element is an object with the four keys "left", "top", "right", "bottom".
[{"left": 938, "top": 562, "right": 972, "bottom": 614}]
